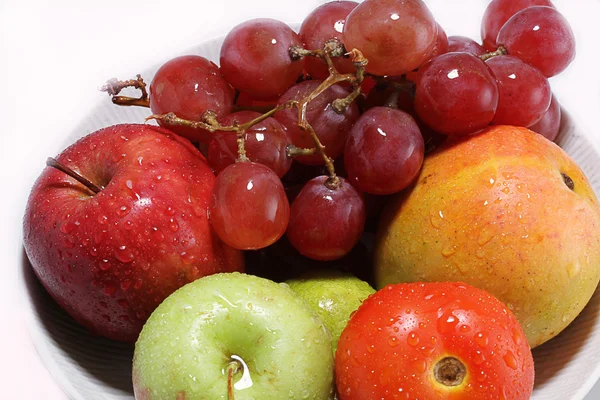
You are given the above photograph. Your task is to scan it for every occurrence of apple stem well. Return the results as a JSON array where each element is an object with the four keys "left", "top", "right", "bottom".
[
  {"left": 112, "top": 45, "right": 368, "bottom": 191},
  {"left": 433, "top": 356, "right": 467, "bottom": 387},
  {"left": 46, "top": 157, "right": 103, "bottom": 194},
  {"left": 226, "top": 361, "right": 239, "bottom": 400}
]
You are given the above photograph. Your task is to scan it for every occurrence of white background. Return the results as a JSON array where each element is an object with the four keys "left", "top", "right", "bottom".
[{"left": 1, "top": 0, "right": 599, "bottom": 398}]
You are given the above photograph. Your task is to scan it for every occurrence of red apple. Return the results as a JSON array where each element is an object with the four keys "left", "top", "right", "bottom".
[{"left": 23, "top": 124, "right": 244, "bottom": 342}]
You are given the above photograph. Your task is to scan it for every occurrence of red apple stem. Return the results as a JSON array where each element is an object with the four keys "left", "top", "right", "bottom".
[
  {"left": 144, "top": 47, "right": 368, "bottom": 189},
  {"left": 480, "top": 45, "right": 508, "bottom": 61},
  {"left": 46, "top": 157, "right": 103, "bottom": 194},
  {"left": 100, "top": 74, "right": 150, "bottom": 107}
]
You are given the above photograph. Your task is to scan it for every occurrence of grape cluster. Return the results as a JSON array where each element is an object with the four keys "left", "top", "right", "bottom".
[{"left": 104, "top": 0, "right": 574, "bottom": 262}]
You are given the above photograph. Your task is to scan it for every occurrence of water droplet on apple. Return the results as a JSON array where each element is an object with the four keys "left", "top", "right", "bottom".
[
  {"left": 165, "top": 206, "right": 176, "bottom": 216},
  {"left": 117, "top": 205, "right": 130, "bottom": 217},
  {"left": 407, "top": 332, "right": 420, "bottom": 347},
  {"left": 487, "top": 176, "right": 496, "bottom": 187},
  {"left": 503, "top": 350, "right": 518, "bottom": 370},
  {"left": 134, "top": 279, "right": 143, "bottom": 290},
  {"left": 115, "top": 246, "right": 135, "bottom": 263},
  {"left": 98, "top": 215, "right": 108, "bottom": 225},
  {"left": 104, "top": 283, "right": 117, "bottom": 296},
  {"left": 102, "top": 314, "right": 111, "bottom": 322},
  {"left": 169, "top": 219, "right": 179, "bottom": 232},
  {"left": 501, "top": 187, "right": 511, "bottom": 194},
  {"left": 118, "top": 299, "right": 129, "bottom": 309},
  {"left": 120, "top": 279, "right": 132, "bottom": 291},
  {"left": 60, "top": 222, "right": 77, "bottom": 234},
  {"left": 118, "top": 315, "right": 129, "bottom": 322},
  {"left": 474, "top": 332, "right": 488, "bottom": 348},
  {"left": 99, "top": 259, "right": 111, "bottom": 270},
  {"left": 181, "top": 252, "right": 195, "bottom": 264}
]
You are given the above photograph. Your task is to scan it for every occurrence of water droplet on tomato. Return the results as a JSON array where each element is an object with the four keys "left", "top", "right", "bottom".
[
  {"left": 115, "top": 247, "right": 135, "bottom": 263},
  {"left": 388, "top": 336, "right": 399, "bottom": 347},
  {"left": 459, "top": 324, "right": 472, "bottom": 333},
  {"left": 411, "top": 358, "right": 427, "bottom": 373},
  {"left": 473, "top": 350, "right": 485, "bottom": 365},
  {"left": 476, "top": 370, "right": 487, "bottom": 382},
  {"left": 512, "top": 328, "right": 523, "bottom": 346},
  {"left": 503, "top": 350, "right": 518, "bottom": 370},
  {"left": 407, "top": 332, "right": 420, "bottom": 347},
  {"left": 165, "top": 206, "right": 176, "bottom": 216},
  {"left": 437, "top": 311, "right": 459, "bottom": 334},
  {"left": 475, "top": 332, "right": 489, "bottom": 348}
]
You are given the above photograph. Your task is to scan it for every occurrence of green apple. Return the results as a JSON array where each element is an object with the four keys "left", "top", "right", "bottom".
[
  {"left": 286, "top": 270, "right": 375, "bottom": 355},
  {"left": 132, "top": 272, "right": 334, "bottom": 400}
]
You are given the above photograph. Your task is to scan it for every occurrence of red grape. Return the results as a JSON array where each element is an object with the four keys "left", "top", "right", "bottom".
[
  {"left": 343, "top": 0, "right": 437, "bottom": 76},
  {"left": 529, "top": 93, "right": 561, "bottom": 141},
  {"left": 497, "top": 6, "right": 575, "bottom": 77},
  {"left": 481, "top": 0, "right": 555, "bottom": 51},
  {"left": 448, "top": 36, "right": 487, "bottom": 57},
  {"left": 220, "top": 19, "right": 305, "bottom": 98},
  {"left": 287, "top": 176, "right": 366, "bottom": 260},
  {"left": 415, "top": 52, "right": 499, "bottom": 136},
  {"left": 210, "top": 162, "right": 289, "bottom": 250},
  {"left": 274, "top": 80, "right": 360, "bottom": 165},
  {"left": 299, "top": 1, "right": 359, "bottom": 79},
  {"left": 486, "top": 55, "right": 551, "bottom": 127},
  {"left": 345, "top": 107, "right": 424, "bottom": 195},
  {"left": 431, "top": 23, "right": 449, "bottom": 59},
  {"left": 235, "top": 92, "right": 279, "bottom": 109},
  {"left": 207, "top": 111, "right": 292, "bottom": 178},
  {"left": 149, "top": 55, "right": 235, "bottom": 142}
]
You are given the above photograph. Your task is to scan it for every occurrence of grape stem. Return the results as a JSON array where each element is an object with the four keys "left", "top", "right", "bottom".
[
  {"left": 100, "top": 74, "right": 150, "bottom": 107},
  {"left": 146, "top": 47, "right": 368, "bottom": 189},
  {"left": 480, "top": 45, "right": 508, "bottom": 61}
]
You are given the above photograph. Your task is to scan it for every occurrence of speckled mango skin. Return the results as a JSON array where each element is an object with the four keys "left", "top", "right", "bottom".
[
  {"left": 375, "top": 126, "right": 600, "bottom": 348},
  {"left": 133, "top": 272, "right": 334, "bottom": 400}
]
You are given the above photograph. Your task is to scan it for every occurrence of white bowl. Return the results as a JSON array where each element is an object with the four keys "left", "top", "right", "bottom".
[{"left": 20, "top": 30, "right": 600, "bottom": 400}]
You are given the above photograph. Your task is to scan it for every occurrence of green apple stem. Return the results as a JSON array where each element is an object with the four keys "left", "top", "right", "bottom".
[
  {"left": 480, "top": 45, "right": 508, "bottom": 61},
  {"left": 100, "top": 74, "right": 150, "bottom": 107},
  {"left": 45, "top": 157, "right": 103, "bottom": 194},
  {"left": 286, "top": 145, "right": 316, "bottom": 157},
  {"left": 226, "top": 361, "right": 240, "bottom": 400}
]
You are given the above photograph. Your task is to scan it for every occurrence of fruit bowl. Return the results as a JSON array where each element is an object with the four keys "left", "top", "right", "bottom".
[{"left": 19, "top": 18, "right": 600, "bottom": 400}]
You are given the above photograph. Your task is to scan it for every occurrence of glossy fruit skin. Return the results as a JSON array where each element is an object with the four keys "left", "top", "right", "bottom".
[
  {"left": 336, "top": 282, "right": 535, "bottom": 400},
  {"left": 497, "top": 6, "right": 575, "bottom": 77},
  {"left": 23, "top": 124, "right": 244, "bottom": 342},
  {"left": 133, "top": 272, "right": 334, "bottom": 400},
  {"left": 299, "top": 1, "right": 359, "bottom": 79},
  {"left": 448, "top": 35, "right": 487, "bottom": 57},
  {"left": 375, "top": 126, "right": 600, "bottom": 347},
  {"left": 529, "top": 93, "right": 561, "bottom": 141},
  {"left": 430, "top": 23, "right": 449, "bottom": 59},
  {"left": 287, "top": 176, "right": 366, "bottom": 261},
  {"left": 207, "top": 111, "right": 292, "bottom": 178},
  {"left": 220, "top": 18, "right": 305, "bottom": 98},
  {"left": 486, "top": 55, "right": 551, "bottom": 127},
  {"left": 415, "top": 52, "right": 499, "bottom": 136},
  {"left": 344, "top": 107, "right": 424, "bottom": 195},
  {"left": 343, "top": 0, "right": 437, "bottom": 76},
  {"left": 286, "top": 270, "right": 375, "bottom": 355},
  {"left": 210, "top": 162, "right": 290, "bottom": 250},
  {"left": 480, "top": 0, "right": 555, "bottom": 51},
  {"left": 275, "top": 80, "right": 360, "bottom": 165},
  {"left": 149, "top": 55, "right": 235, "bottom": 142}
]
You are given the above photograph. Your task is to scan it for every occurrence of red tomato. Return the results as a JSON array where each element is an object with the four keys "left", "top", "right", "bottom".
[{"left": 335, "top": 282, "right": 534, "bottom": 400}]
